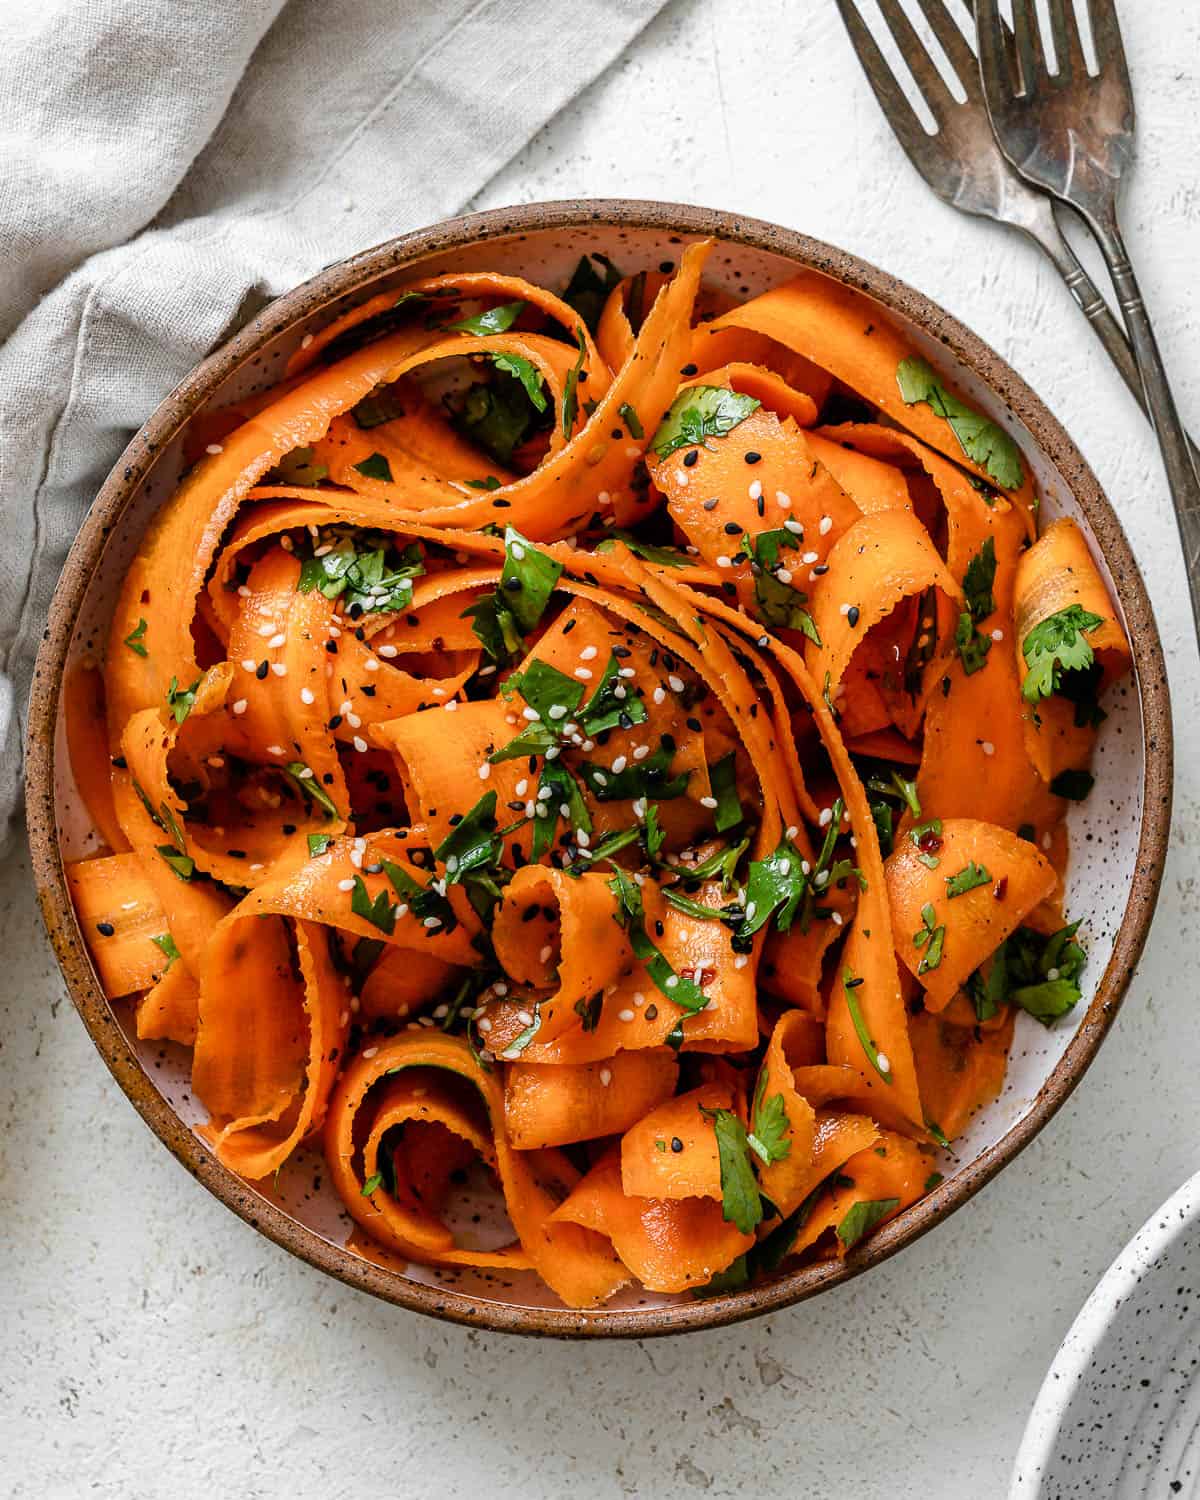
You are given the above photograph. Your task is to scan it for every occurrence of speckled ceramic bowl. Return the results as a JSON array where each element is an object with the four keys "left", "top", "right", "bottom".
[
  {"left": 1013, "top": 1170, "right": 1200, "bottom": 1497},
  {"left": 26, "top": 200, "right": 1173, "bottom": 1337}
]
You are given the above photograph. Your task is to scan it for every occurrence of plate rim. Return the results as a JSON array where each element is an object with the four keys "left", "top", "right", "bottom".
[{"left": 24, "top": 196, "right": 1174, "bottom": 1338}]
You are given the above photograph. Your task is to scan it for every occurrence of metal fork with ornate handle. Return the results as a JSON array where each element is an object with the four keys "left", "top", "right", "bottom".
[
  {"left": 835, "top": 0, "right": 1200, "bottom": 478},
  {"left": 973, "top": 0, "right": 1200, "bottom": 629}
]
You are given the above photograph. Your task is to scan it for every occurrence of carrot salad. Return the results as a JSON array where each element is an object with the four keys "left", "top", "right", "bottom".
[{"left": 66, "top": 242, "right": 1130, "bottom": 1303}]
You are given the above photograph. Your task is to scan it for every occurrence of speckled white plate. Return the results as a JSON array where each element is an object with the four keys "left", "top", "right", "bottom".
[{"left": 1013, "top": 1171, "right": 1200, "bottom": 1496}]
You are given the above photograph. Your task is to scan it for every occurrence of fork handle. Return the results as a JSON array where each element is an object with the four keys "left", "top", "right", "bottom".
[{"left": 1027, "top": 214, "right": 1200, "bottom": 473}]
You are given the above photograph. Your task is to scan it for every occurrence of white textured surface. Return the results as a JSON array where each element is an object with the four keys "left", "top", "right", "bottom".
[{"left": 4, "top": 3, "right": 1199, "bottom": 1495}]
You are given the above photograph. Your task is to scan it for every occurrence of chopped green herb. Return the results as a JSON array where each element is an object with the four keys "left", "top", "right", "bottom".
[
  {"left": 465, "top": 474, "right": 503, "bottom": 491},
  {"left": 434, "top": 792, "right": 501, "bottom": 883},
  {"left": 165, "top": 675, "right": 201, "bottom": 725},
  {"left": 284, "top": 762, "right": 340, "bottom": 819},
  {"left": 739, "top": 529, "right": 820, "bottom": 641},
  {"left": 896, "top": 357, "right": 1023, "bottom": 489},
  {"left": 595, "top": 530, "right": 694, "bottom": 568},
  {"left": 842, "top": 969, "right": 893, "bottom": 1083},
  {"left": 747, "top": 1075, "right": 792, "bottom": 1167},
  {"left": 452, "top": 373, "right": 539, "bottom": 466},
  {"left": 463, "top": 526, "right": 562, "bottom": 662},
  {"left": 350, "top": 874, "right": 396, "bottom": 935},
  {"left": 619, "top": 402, "right": 644, "bottom": 439},
  {"left": 574, "top": 993, "right": 602, "bottom": 1031},
  {"left": 271, "top": 446, "right": 329, "bottom": 487},
  {"left": 913, "top": 901, "right": 946, "bottom": 973},
  {"left": 351, "top": 386, "right": 408, "bottom": 429},
  {"left": 580, "top": 736, "right": 687, "bottom": 802},
  {"left": 701, "top": 1105, "right": 765, "bottom": 1235},
  {"left": 1021, "top": 605, "right": 1105, "bottom": 705},
  {"left": 361, "top": 1172, "right": 384, "bottom": 1196},
  {"left": 307, "top": 833, "right": 333, "bottom": 857},
  {"left": 651, "top": 386, "right": 761, "bottom": 460},
  {"left": 123, "top": 618, "right": 149, "bottom": 658},
  {"left": 955, "top": 538, "right": 997, "bottom": 675},
  {"left": 837, "top": 1196, "right": 900, "bottom": 1249},
  {"left": 608, "top": 863, "right": 707, "bottom": 1014},
  {"left": 945, "top": 861, "right": 991, "bottom": 898},
  {"left": 562, "top": 253, "right": 623, "bottom": 332},
  {"left": 561, "top": 326, "right": 587, "bottom": 438},
  {"left": 490, "top": 352, "right": 548, "bottom": 413},
  {"left": 924, "top": 1172, "right": 944, "bottom": 1192},
  {"left": 447, "top": 300, "right": 526, "bottom": 336},
  {"left": 353, "top": 452, "right": 394, "bottom": 483},
  {"left": 151, "top": 933, "right": 180, "bottom": 969},
  {"left": 297, "top": 531, "right": 424, "bottom": 615},
  {"left": 156, "top": 845, "right": 194, "bottom": 881}
]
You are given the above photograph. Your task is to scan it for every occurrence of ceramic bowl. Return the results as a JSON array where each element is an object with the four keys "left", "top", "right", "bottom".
[
  {"left": 1013, "top": 1170, "right": 1200, "bottom": 1496},
  {"left": 26, "top": 199, "right": 1173, "bottom": 1336}
]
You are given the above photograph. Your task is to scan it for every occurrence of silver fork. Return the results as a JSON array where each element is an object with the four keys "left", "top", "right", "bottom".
[
  {"left": 835, "top": 0, "right": 1172, "bottom": 436},
  {"left": 975, "top": 0, "right": 1200, "bottom": 628}
]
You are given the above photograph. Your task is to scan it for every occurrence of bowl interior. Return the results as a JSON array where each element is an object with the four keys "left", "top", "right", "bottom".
[{"left": 40, "top": 209, "right": 1160, "bottom": 1333}]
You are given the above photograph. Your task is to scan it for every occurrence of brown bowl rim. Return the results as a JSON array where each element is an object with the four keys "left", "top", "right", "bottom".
[{"left": 25, "top": 197, "right": 1173, "bottom": 1338}]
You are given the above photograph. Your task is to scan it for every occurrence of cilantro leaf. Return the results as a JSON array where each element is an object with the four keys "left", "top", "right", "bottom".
[
  {"left": 491, "top": 352, "right": 547, "bottom": 413},
  {"left": 434, "top": 792, "right": 501, "bottom": 883},
  {"left": 530, "top": 761, "right": 591, "bottom": 862},
  {"left": 607, "top": 864, "right": 707, "bottom": 1014},
  {"left": 562, "top": 253, "right": 623, "bottom": 332},
  {"left": 962, "top": 537, "right": 997, "bottom": 620},
  {"left": 350, "top": 874, "right": 396, "bottom": 935},
  {"left": 270, "top": 445, "right": 328, "bottom": 487},
  {"left": 896, "top": 358, "right": 1023, "bottom": 489},
  {"left": 596, "top": 530, "right": 694, "bottom": 568},
  {"left": 651, "top": 386, "right": 761, "bottom": 460},
  {"left": 739, "top": 530, "right": 821, "bottom": 641},
  {"left": 123, "top": 618, "right": 148, "bottom": 657},
  {"left": 837, "top": 1196, "right": 901, "bottom": 1249},
  {"left": 730, "top": 836, "right": 808, "bottom": 949},
  {"left": 463, "top": 527, "right": 561, "bottom": 662},
  {"left": 284, "top": 762, "right": 340, "bottom": 820},
  {"left": 912, "top": 901, "right": 946, "bottom": 973},
  {"left": 353, "top": 452, "right": 393, "bottom": 483},
  {"left": 447, "top": 300, "right": 526, "bottom": 336},
  {"left": 708, "top": 753, "right": 742, "bottom": 833},
  {"left": 151, "top": 933, "right": 180, "bottom": 969},
  {"left": 561, "top": 326, "right": 587, "bottom": 438},
  {"left": 452, "top": 374, "right": 538, "bottom": 466},
  {"left": 297, "top": 531, "right": 424, "bottom": 615},
  {"left": 701, "top": 1106, "right": 764, "bottom": 1235},
  {"left": 1021, "top": 605, "right": 1105, "bottom": 705},
  {"left": 945, "top": 861, "right": 991, "bottom": 898},
  {"left": 747, "top": 1077, "right": 792, "bottom": 1166},
  {"left": 166, "top": 675, "right": 201, "bottom": 725}
]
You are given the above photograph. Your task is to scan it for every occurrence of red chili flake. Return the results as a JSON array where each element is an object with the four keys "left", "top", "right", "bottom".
[
  {"left": 918, "top": 831, "right": 943, "bottom": 854},
  {"left": 993, "top": 876, "right": 1008, "bottom": 901},
  {"left": 679, "top": 964, "right": 716, "bottom": 990}
]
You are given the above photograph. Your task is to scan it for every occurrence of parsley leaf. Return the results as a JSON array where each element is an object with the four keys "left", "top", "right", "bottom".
[
  {"left": 297, "top": 531, "right": 424, "bottom": 615},
  {"left": 165, "top": 675, "right": 201, "bottom": 725},
  {"left": 561, "top": 326, "right": 587, "bottom": 438},
  {"left": 353, "top": 452, "right": 393, "bottom": 483},
  {"left": 562, "top": 253, "right": 622, "bottom": 332},
  {"left": 434, "top": 792, "right": 501, "bottom": 883},
  {"left": 151, "top": 933, "right": 180, "bottom": 969},
  {"left": 284, "top": 762, "right": 340, "bottom": 819},
  {"left": 912, "top": 902, "right": 946, "bottom": 973},
  {"left": 896, "top": 358, "right": 1023, "bottom": 489},
  {"left": 708, "top": 752, "right": 743, "bottom": 833},
  {"left": 945, "top": 861, "right": 991, "bottom": 898},
  {"left": 452, "top": 374, "right": 539, "bottom": 466},
  {"left": 490, "top": 352, "right": 547, "bottom": 413},
  {"left": 730, "top": 836, "right": 808, "bottom": 950},
  {"left": 837, "top": 1196, "right": 901, "bottom": 1249},
  {"left": 123, "top": 618, "right": 148, "bottom": 657},
  {"left": 463, "top": 526, "right": 562, "bottom": 662},
  {"left": 350, "top": 874, "right": 396, "bottom": 935},
  {"left": 530, "top": 761, "right": 591, "bottom": 862},
  {"left": 747, "top": 1076, "right": 792, "bottom": 1166},
  {"left": 447, "top": 300, "right": 526, "bottom": 336},
  {"left": 701, "top": 1105, "right": 764, "bottom": 1235},
  {"left": 739, "top": 530, "right": 821, "bottom": 642},
  {"left": 651, "top": 386, "right": 761, "bottom": 460},
  {"left": 1021, "top": 605, "right": 1105, "bottom": 705},
  {"left": 607, "top": 863, "right": 707, "bottom": 1013},
  {"left": 962, "top": 537, "right": 997, "bottom": 620}
]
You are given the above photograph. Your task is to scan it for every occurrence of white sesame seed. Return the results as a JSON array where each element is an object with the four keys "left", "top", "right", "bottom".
[
  {"left": 668, "top": 674, "right": 685, "bottom": 693},
  {"left": 499, "top": 1046, "right": 521, "bottom": 1061},
  {"left": 548, "top": 704, "right": 568, "bottom": 720},
  {"left": 516, "top": 1009, "right": 535, "bottom": 1026},
  {"left": 734, "top": 954, "right": 749, "bottom": 970},
  {"left": 444, "top": 699, "right": 458, "bottom": 711},
  {"left": 545, "top": 746, "right": 560, "bottom": 760},
  {"left": 819, "top": 515, "right": 833, "bottom": 536},
  {"left": 232, "top": 698, "right": 247, "bottom": 715},
  {"left": 776, "top": 568, "right": 793, "bottom": 585},
  {"left": 576, "top": 830, "right": 590, "bottom": 848},
  {"left": 652, "top": 686, "right": 666, "bottom": 705},
  {"left": 511, "top": 543, "right": 526, "bottom": 561},
  {"left": 346, "top": 712, "right": 361, "bottom": 729},
  {"left": 477, "top": 1017, "right": 493, "bottom": 1034},
  {"left": 991, "top": 628, "right": 1004, "bottom": 642},
  {"left": 617, "top": 1007, "right": 635, "bottom": 1023},
  {"left": 257, "top": 623, "right": 274, "bottom": 638},
  {"left": 839, "top": 603, "right": 851, "bottom": 616},
  {"left": 364, "top": 658, "right": 379, "bottom": 672},
  {"left": 632, "top": 797, "right": 647, "bottom": 819},
  {"left": 300, "top": 687, "right": 315, "bottom": 704},
  {"left": 592, "top": 770, "right": 608, "bottom": 787},
  {"left": 374, "top": 643, "right": 397, "bottom": 658},
  {"left": 699, "top": 795, "right": 718, "bottom": 809},
  {"left": 599, "top": 1067, "right": 613, "bottom": 1086},
  {"left": 1047, "top": 967, "right": 1061, "bottom": 982},
  {"left": 301, "top": 333, "right": 314, "bottom": 349},
  {"left": 350, "top": 848, "right": 363, "bottom": 868},
  {"left": 423, "top": 915, "right": 442, "bottom": 929},
  {"left": 205, "top": 442, "right": 224, "bottom": 455},
  {"left": 328, "top": 626, "right": 341, "bottom": 639},
  {"left": 876, "top": 1052, "right": 892, "bottom": 1075},
  {"left": 478, "top": 763, "right": 491, "bottom": 780},
  {"left": 579, "top": 645, "right": 598, "bottom": 661},
  {"left": 819, "top": 806, "right": 833, "bottom": 827},
  {"left": 598, "top": 491, "right": 611, "bottom": 507},
  {"left": 237, "top": 585, "right": 251, "bottom": 598},
  {"left": 665, "top": 975, "right": 679, "bottom": 990},
  {"left": 633, "top": 744, "right": 650, "bottom": 760},
  {"left": 748, "top": 480, "right": 763, "bottom": 501},
  {"left": 784, "top": 518, "right": 804, "bottom": 535},
  {"left": 338, "top": 878, "right": 355, "bottom": 892},
  {"left": 266, "top": 743, "right": 284, "bottom": 756},
  {"left": 352, "top": 735, "right": 367, "bottom": 753},
  {"left": 522, "top": 706, "right": 540, "bottom": 721},
  {"left": 1041, "top": 831, "right": 1052, "bottom": 850},
  {"left": 574, "top": 667, "right": 593, "bottom": 680},
  {"left": 716, "top": 555, "right": 732, "bottom": 569},
  {"left": 271, "top": 663, "right": 287, "bottom": 677},
  {"left": 675, "top": 469, "right": 689, "bottom": 487},
  {"left": 268, "top": 632, "right": 286, "bottom": 649},
  {"left": 296, "top": 767, "right": 314, "bottom": 780},
  {"left": 611, "top": 755, "right": 628, "bottom": 774},
  {"left": 775, "top": 490, "right": 791, "bottom": 510},
  {"left": 618, "top": 666, "right": 635, "bottom": 679},
  {"left": 802, "top": 550, "right": 819, "bottom": 565},
  {"left": 515, "top": 779, "right": 529, "bottom": 797},
  {"left": 981, "top": 740, "right": 995, "bottom": 756}
]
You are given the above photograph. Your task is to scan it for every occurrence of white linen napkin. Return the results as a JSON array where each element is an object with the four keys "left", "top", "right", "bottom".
[{"left": 0, "top": 0, "right": 667, "bottom": 845}]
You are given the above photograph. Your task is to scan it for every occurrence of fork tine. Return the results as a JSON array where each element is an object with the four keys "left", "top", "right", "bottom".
[
  {"left": 1087, "top": 0, "right": 1130, "bottom": 77},
  {"left": 910, "top": 0, "right": 979, "bottom": 98},
  {"left": 1009, "top": 0, "right": 1047, "bottom": 94},
  {"left": 974, "top": 0, "right": 1017, "bottom": 103},
  {"left": 1045, "top": 0, "right": 1086, "bottom": 78},
  {"left": 835, "top": 0, "right": 938, "bottom": 154},
  {"left": 872, "top": 0, "right": 958, "bottom": 127}
]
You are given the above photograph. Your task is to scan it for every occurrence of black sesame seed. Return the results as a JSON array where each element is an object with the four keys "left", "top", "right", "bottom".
[
  {"left": 702, "top": 497, "right": 719, "bottom": 511},
  {"left": 724, "top": 521, "right": 742, "bottom": 535},
  {"left": 682, "top": 449, "right": 699, "bottom": 468},
  {"left": 671, "top": 1136, "right": 684, "bottom": 1153},
  {"left": 847, "top": 605, "right": 861, "bottom": 627},
  {"left": 744, "top": 451, "right": 762, "bottom": 465},
  {"left": 680, "top": 363, "right": 698, "bottom": 376},
  {"left": 562, "top": 619, "right": 577, "bottom": 634},
  {"left": 96, "top": 921, "right": 115, "bottom": 937},
  {"left": 645, "top": 1004, "right": 658, "bottom": 1020},
  {"left": 255, "top": 660, "right": 269, "bottom": 679}
]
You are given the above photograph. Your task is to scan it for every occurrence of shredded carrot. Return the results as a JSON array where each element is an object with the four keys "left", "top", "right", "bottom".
[{"left": 69, "top": 243, "right": 1128, "bottom": 1304}]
